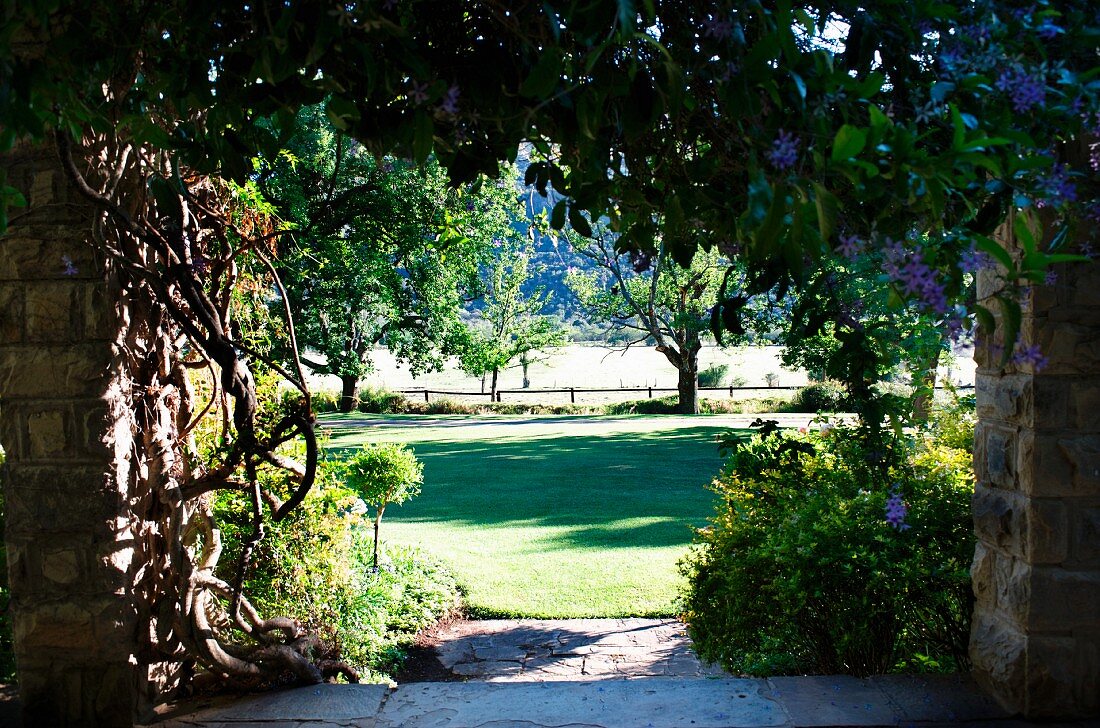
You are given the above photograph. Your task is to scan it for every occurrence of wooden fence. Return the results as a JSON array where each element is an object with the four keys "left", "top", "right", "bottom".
[{"left": 398, "top": 384, "right": 974, "bottom": 404}]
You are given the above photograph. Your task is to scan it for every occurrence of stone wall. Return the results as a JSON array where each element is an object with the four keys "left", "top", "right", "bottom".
[
  {"left": 0, "top": 143, "right": 152, "bottom": 726},
  {"left": 970, "top": 219, "right": 1100, "bottom": 718}
]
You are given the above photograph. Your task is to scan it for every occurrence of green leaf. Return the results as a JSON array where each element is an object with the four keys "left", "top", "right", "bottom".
[
  {"left": 1013, "top": 213, "right": 1038, "bottom": 256},
  {"left": 868, "top": 105, "right": 891, "bottom": 134},
  {"left": 412, "top": 113, "right": 434, "bottom": 164},
  {"left": 568, "top": 205, "right": 593, "bottom": 237},
  {"left": 550, "top": 199, "right": 567, "bottom": 230},
  {"left": 576, "top": 93, "right": 599, "bottom": 140},
  {"left": 995, "top": 295, "right": 1021, "bottom": 367},
  {"left": 831, "top": 124, "right": 867, "bottom": 162},
  {"left": 949, "top": 104, "right": 965, "bottom": 150},
  {"left": 975, "top": 235, "right": 1015, "bottom": 273},
  {"left": 812, "top": 182, "right": 840, "bottom": 242},
  {"left": 520, "top": 50, "right": 562, "bottom": 98}
]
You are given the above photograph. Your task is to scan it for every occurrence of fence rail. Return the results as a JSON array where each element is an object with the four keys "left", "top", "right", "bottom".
[{"left": 396, "top": 384, "right": 975, "bottom": 404}]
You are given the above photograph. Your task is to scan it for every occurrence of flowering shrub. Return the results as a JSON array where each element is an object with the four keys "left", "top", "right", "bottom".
[{"left": 680, "top": 418, "right": 974, "bottom": 676}]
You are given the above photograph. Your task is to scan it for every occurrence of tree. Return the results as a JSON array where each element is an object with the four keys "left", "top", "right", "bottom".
[
  {"left": 1, "top": 0, "right": 1096, "bottom": 708},
  {"left": 339, "top": 443, "right": 423, "bottom": 571},
  {"left": 262, "top": 107, "right": 508, "bottom": 412},
  {"left": 460, "top": 236, "right": 569, "bottom": 399}
]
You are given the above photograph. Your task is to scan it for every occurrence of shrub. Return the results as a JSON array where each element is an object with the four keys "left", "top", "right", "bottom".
[
  {"left": 357, "top": 387, "right": 409, "bottom": 414},
  {"left": 338, "top": 443, "right": 424, "bottom": 569},
  {"left": 785, "top": 379, "right": 848, "bottom": 413},
  {"left": 680, "top": 421, "right": 974, "bottom": 677},
  {"left": 310, "top": 389, "right": 341, "bottom": 413},
  {"left": 212, "top": 468, "right": 457, "bottom": 679},
  {"left": 698, "top": 364, "right": 729, "bottom": 388}
]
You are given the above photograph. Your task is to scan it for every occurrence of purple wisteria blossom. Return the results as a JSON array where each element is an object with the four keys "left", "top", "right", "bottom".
[
  {"left": 767, "top": 130, "right": 800, "bottom": 171},
  {"left": 995, "top": 65, "right": 1046, "bottom": 113},
  {"left": 959, "top": 245, "right": 993, "bottom": 274},
  {"left": 1012, "top": 343, "right": 1049, "bottom": 371},
  {"left": 703, "top": 16, "right": 733, "bottom": 40},
  {"left": 409, "top": 81, "right": 429, "bottom": 105},
  {"left": 1045, "top": 269, "right": 1058, "bottom": 286},
  {"left": 439, "top": 84, "right": 460, "bottom": 115},
  {"left": 1080, "top": 241, "right": 1095, "bottom": 259},
  {"left": 885, "top": 486, "right": 911, "bottom": 531},
  {"left": 1035, "top": 163, "right": 1078, "bottom": 208},
  {"left": 836, "top": 233, "right": 864, "bottom": 260},
  {"left": 61, "top": 254, "right": 78, "bottom": 276},
  {"left": 898, "top": 249, "right": 947, "bottom": 314}
]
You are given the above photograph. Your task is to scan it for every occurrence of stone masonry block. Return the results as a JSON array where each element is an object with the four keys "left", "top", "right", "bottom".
[
  {"left": 975, "top": 371, "right": 1030, "bottom": 427},
  {"left": 1024, "top": 567, "right": 1100, "bottom": 632},
  {"left": 27, "top": 407, "right": 69, "bottom": 458},
  {"left": 0, "top": 282, "right": 24, "bottom": 343},
  {"left": 970, "top": 612, "right": 1026, "bottom": 709},
  {"left": 1067, "top": 381, "right": 1100, "bottom": 432},
  {"left": 1032, "top": 321, "right": 1100, "bottom": 377},
  {"left": 0, "top": 343, "right": 112, "bottom": 398},
  {"left": 1057, "top": 434, "right": 1100, "bottom": 496},
  {"left": 1024, "top": 498, "right": 1070, "bottom": 564},
  {"left": 1071, "top": 505, "right": 1100, "bottom": 566},
  {"left": 975, "top": 422, "right": 1017, "bottom": 489},
  {"left": 24, "top": 280, "right": 80, "bottom": 342},
  {"left": 2, "top": 464, "right": 124, "bottom": 538},
  {"left": 0, "top": 225, "right": 96, "bottom": 281},
  {"left": 13, "top": 600, "right": 100, "bottom": 651},
  {"left": 973, "top": 485, "right": 1024, "bottom": 557},
  {"left": 970, "top": 541, "right": 997, "bottom": 613}
]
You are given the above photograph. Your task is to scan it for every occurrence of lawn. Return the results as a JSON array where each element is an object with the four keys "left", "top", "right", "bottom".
[{"left": 322, "top": 414, "right": 747, "bottom": 618}]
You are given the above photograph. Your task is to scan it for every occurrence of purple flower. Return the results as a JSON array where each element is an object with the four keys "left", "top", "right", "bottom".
[
  {"left": 61, "top": 254, "right": 78, "bottom": 276},
  {"left": 440, "top": 84, "right": 460, "bottom": 115},
  {"left": 1080, "top": 241, "right": 1095, "bottom": 259},
  {"left": 837, "top": 234, "right": 864, "bottom": 260},
  {"left": 409, "top": 81, "right": 429, "bottom": 105},
  {"left": 492, "top": 238, "right": 502, "bottom": 248},
  {"left": 959, "top": 245, "right": 992, "bottom": 274},
  {"left": 885, "top": 486, "right": 911, "bottom": 531},
  {"left": 891, "top": 247, "right": 947, "bottom": 314},
  {"left": 995, "top": 65, "right": 1046, "bottom": 113},
  {"left": 1012, "top": 343, "right": 1048, "bottom": 371},
  {"left": 703, "top": 16, "right": 733, "bottom": 40},
  {"left": 1044, "top": 269, "right": 1058, "bottom": 286},
  {"left": 1035, "top": 163, "right": 1077, "bottom": 208},
  {"left": 767, "top": 130, "right": 799, "bottom": 171}
]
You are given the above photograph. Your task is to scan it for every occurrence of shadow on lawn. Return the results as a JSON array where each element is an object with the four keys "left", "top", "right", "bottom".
[{"left": 335, "top": 427, "right": 747, "bottom": 550}]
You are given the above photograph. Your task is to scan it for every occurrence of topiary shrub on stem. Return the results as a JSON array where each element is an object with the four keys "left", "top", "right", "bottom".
[
  {"left": 680, "top": 417, "right": 974, "bottom": 676},
  {"left": 339, "top": 443, "right": 424, "bottom": 570}
]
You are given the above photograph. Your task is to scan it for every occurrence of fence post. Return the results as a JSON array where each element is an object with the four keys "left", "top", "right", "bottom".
[
  {"left": 648, "top": 387, "right": 652, "bottom": 398},
  {"left": 424, "top": 390, "right": 429, "bottom": 403},
  {"left": 570, "top": 387, "right": 575, "bottom": 404}
]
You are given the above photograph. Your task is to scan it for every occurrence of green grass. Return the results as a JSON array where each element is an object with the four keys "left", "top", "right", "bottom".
[{"left": 322, "top": 414, "right": 744, "bottom": 618}]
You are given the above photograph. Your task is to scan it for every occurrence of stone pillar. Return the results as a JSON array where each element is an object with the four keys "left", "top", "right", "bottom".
[
  {"left": 970, "top": 218, "right": 1100, "bottom": 718},
  {"left": 0, "top": 143, "right": 150, "bottom": 726}
]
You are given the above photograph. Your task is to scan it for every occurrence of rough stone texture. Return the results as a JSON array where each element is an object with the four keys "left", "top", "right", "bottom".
[
  {"left": 429, "top": 618, "right": 727, "bottom": 682},
  {"left": 0, "top": 143, "right": 155, "bottom": 725},
  {"left": 970, "top": 215, "right": 1100, "bottom": 719}
]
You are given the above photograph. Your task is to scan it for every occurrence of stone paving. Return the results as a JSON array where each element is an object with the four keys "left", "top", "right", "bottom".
[
  {"left": 431, "top": 618, "right": 726, "bottom": 681},
  {"left": 138, "top": 619, "right": 1095, "bottom": 727}
]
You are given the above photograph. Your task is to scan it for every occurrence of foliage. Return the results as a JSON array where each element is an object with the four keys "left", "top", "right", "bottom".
[
  {"left": 566, "top": 231, "right": 763, "bottom": 413},
  {"left": 785, "top": 380, "right": 849, "bottom": 413},
  {"left": 264, "top": 107, "right": 514, "bottom": 411},
  {"left": 680, "top": 420, "right": 975, "bottom": 676},
  {"left": 2, "top": 0, "right": 1097, "bottom": 408},
  {"left": 212, "top": 478, "right": 457, "bottom": 678},
  {"left": 459, "top": 236, "right": 570, "bottom": 396},
  {"left": 356, "top": 388, "right": 410, "bottom": 415},
  {"left": 338, "top": 443, "right": 424, "bottom": 569},
  {"left": 698, "top": 364, "right": 730, "bottom": 388}
]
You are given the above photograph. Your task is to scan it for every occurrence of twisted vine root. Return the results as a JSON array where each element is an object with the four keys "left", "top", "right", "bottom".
[{"left": 55, "top": 131, "right": 357, "bottom": 689}]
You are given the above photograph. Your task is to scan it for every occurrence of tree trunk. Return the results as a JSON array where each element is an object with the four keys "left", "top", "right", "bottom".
[
  {"left": 372, "top": 507, "right": 385, "bottom": 570},
  {"left": 677, "top": 363, "right": 699, "bottom": 414},
  {"left": 340, "top": 374, "right": 358, "bottom": 413},
  {"left": 521, "top": 357, "right": 531, "bottom": 388},
  {"left": 910, "top": 351, "right": 940, "bottom": 423},
  {"left": 490, "top": 367, "right": 499, "bottom": 399}
]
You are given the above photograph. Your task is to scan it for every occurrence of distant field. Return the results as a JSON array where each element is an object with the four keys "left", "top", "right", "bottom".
[
  {"left": 306, "top": 344, "right": 976, "bottom": 406},
  {"left": 322, "top": 413, "right": 777, "bottom": 617}
]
